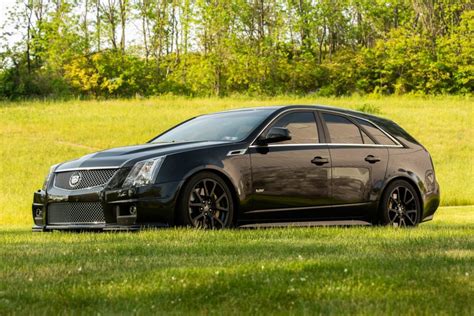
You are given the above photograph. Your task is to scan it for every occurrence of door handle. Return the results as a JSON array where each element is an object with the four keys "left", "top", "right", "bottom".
[
  {"left": 311, "top": 156, "right": 329, "bottom": 165},
  {"left": 365, "top": 155, "right": 381, "bottom": 163}
]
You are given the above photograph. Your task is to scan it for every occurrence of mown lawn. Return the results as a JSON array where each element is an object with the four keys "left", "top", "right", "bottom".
[
  {"left": 0, "top": 96, "right": 472, "bottom": 314},
  {"left": 0, "top": 206, "right": 472, "bottom": 314},
  {"left": 0, "top": 95, "right": 473, "bottom": 225}
]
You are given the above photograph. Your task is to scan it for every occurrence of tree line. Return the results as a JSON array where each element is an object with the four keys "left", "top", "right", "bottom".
[{"left": 0, "top": 0, "right": 472, "bottom": 99}]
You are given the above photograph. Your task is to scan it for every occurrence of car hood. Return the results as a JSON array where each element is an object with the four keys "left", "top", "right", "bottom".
[{"left": 55, "top": 141, "right": 230, "bottom": 171}]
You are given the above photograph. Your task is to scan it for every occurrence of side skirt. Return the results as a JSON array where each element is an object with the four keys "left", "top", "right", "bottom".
[
  {"left": 238, "top": 220, "right": 372, "bottom": 229},
  {"left": 244, "top": 202, "right": 372, "bottom": 214}
]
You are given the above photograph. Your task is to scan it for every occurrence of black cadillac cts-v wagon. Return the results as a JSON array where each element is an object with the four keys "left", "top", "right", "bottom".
[{"left": 32, "top": 105, "right": 440, "bottom": 231}]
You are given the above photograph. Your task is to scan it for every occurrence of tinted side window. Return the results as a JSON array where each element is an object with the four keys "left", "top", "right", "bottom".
[
  {"left": 355, "top": 118, "right": 397, "bottom": 145},
  {"left": 271, "top": 112, "right": 318, "bottom": 144},
  {"left": 361, "top": 130, "right": 375, "bottom": 144},
  {"left": 323, "top": 113, "right": 363, "bottom": 144}
]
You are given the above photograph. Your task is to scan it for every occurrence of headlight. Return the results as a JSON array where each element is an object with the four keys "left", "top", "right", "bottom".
[
  {"left": 122, "top": 156, "right": 165, "bottom": 188},
  {"left": 43, "top": 164, "right": 59, "bottom": 190}
]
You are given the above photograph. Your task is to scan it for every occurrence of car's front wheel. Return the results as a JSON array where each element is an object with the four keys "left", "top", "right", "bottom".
[
  {"left": 381, "top": 180, "right": 421, "bottom": 227},
  {"left": 177, "top": 172, "right": 234, "bottom": 229}
]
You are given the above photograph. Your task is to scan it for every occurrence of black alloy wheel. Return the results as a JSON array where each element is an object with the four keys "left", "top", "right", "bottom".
[
  {"left": 381, "top": 180, "right": 420, "bottom": 227},
  {"left": 178, "top": 172, "right": 234, "bottom": 229}
]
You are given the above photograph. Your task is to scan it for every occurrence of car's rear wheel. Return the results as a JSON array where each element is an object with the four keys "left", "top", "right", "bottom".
[
  {"left": 381, "top": 180, "right": 421, "bottom": 227},
  {"left": 177, "top": 172, "right": 234, "bottom": 229}
]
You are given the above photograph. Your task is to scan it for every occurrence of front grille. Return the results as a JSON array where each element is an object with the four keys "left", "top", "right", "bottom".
[
  {"left": 48, "top": 202, "right": 105, "bottom": 225},
  {"left": 54, "top": 169, "right": 117, "bottom": 190}
]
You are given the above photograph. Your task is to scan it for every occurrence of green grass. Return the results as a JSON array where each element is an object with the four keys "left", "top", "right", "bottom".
[
  {"left": 0, "top": 96, "right": 473, "bottom": 314},
  {"left": 0, "top": 206, "right": 472, "bottom": 314},
  {"left": 0, "top": 95, "right": 473, "bottom": 226}
]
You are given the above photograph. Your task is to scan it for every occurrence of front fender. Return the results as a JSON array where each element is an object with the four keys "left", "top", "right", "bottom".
[{"left": 155, "top": 145, "right": 253, "bottom": 210}]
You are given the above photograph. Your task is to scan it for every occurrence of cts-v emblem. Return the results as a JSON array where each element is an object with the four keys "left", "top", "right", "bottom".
[{"left": 69, "top": 172, "right": 82, "bottom": 187}]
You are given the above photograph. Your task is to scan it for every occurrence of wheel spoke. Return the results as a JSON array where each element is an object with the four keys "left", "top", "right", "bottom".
[
  {"left": 203, "top": 180, "right": 210, "bottom": 196},
  {"left": 191, "top": 213, "right": 205, "bottom": 227},
  {"left": 389, "top": 196, "right": 396, "bottom": 204},
  {"left": 388, "top": 208, "right": 398, "bottom": 214},
  {"left": 406, "top": 209, "right": 417, "bottom": 222},
  {"left": 397, "top": 217, "right": 403, "bottom": 227},
  {"left": 215, "top": 206, "right": 229, "bottom": 212},
  {"left": 400, "top": 217, "right": 406, "bottom": 227},
  {"left": 387, "top": 185, "right": 419, "bottom": 227},
  {"left": 187, "top": 177, "right": 231, "bottom": 229},
  {"left": 213, "top": 215, "right": 225, "bottom": 228},
  {"left": 403, "top": 187, "right": 408, "bottom": 205},
  {"left": 209, "top": 181, "right": 217, "bottom": 198},
  {"left": 405, "top": 214, "right": 416, "bottom": 225},
  {"left": 191, "top": 212, "right": 205, "bottom": 222},
  {"left": 216, "top": 193, "right": 227, "bottom": 204},
  {"left": 193, "top": 189, "right": 204, "bottom": 203},
  {"left": 389, "top": 212, "right": 399, "bottom": 223}
]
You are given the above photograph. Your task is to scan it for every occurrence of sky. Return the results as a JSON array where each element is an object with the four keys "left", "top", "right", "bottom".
[
  {"left": 0, "top": 0, "right": 20, "bottom": 47},
  {"left": 0, "top": 0, "right": 16, "bottom": 27},
  {"left": 0, "top": 0, "right": 144, "bottom": 50}
]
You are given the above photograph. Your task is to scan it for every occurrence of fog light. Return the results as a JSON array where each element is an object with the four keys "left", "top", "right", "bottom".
[
  {"left": 129, "top": 206, "right": 137, "bottom": 216},
  {"left": 35, "top": 208, "right": 42, "bottom": 217}
]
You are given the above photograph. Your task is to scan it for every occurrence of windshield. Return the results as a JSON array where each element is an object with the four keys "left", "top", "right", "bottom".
[{"left": 151, "top": 109, "right": 274, "bottom": 143}]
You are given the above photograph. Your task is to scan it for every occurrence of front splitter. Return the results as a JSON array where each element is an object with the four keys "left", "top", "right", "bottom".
[{"left": 32, "top": 223, "right": 169, "bottom": 232}]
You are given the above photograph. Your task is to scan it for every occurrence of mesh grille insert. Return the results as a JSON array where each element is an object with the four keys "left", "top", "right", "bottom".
[
  {"left": 54, "top": 169, "right": 117, "bottom": 190},
  {"left": 48, "top": 202, "right": 105, "bottom": 225}
]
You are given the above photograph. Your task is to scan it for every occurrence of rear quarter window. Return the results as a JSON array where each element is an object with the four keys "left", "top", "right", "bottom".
[
  {"left": 322, "top": 113, "right": 363, "bottom": 144},
  {"left": 355, "top": 118, "right": 398, "bottom": 145}
]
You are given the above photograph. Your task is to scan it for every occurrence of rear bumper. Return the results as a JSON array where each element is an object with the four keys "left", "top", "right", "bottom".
[
  {"left": 422, "top": 181, "right": 440, "bottom": 221},
  {"left": 32, "top": 181, "right": 181, "bottom": 231}
]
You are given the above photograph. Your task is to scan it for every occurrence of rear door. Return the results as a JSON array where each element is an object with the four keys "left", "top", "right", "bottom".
[{"left": 320, "top": 112, "right": 389, "bottom": 215}]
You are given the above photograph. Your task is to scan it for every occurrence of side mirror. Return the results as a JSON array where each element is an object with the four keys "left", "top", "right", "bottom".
[{"left": 258, "top": 127, "right": 292, "bottom": 145}]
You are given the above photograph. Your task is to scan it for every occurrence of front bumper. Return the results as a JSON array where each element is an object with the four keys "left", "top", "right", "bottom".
[
  {"left": 32, "top": 181, "right": 181, "bottom": 231},
  {"left": 32, "top": 223, "right": 169, "bottom": 232}
]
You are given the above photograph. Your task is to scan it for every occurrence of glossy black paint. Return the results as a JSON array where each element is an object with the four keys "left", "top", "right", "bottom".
[{"left": 32, "top": 105, "right": 440, "bottom": 230}]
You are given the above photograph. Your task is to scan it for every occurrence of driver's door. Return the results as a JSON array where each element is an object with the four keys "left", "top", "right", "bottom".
[{"left": 247, "top": 111, "right": 332, "bottom": 219}]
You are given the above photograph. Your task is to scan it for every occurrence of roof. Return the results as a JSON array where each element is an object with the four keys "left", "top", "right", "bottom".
[{"left": 215, "top": 105, "right": 381, "bottom": 121}]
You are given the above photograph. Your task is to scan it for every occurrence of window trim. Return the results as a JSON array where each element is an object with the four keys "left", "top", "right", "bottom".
[
  {"left": 250, "top": 108, "right": 403, "bottom": 148},
  {"left": 320, "top": 112, "right": 372, "bottom": 145},
  {"left": 259, "top": 110, "right": 322, "bottom": 145},
  {"left": 318, "top": 110, "right": 402, "bottom": 147},
  {"left": 352, "top": 116, "right": 398, "bottom": 146}
]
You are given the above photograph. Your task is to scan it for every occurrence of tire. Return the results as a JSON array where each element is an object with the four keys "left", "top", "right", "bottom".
[
  {"left": 176, "top": 172, "right": 235, "bottom": 229},
  {"left": 380, "top": 180, "right": 421, "bottom": 227}
]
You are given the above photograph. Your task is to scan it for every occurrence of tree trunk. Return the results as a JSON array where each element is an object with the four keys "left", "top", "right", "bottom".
[
  {"left": 119, "top": 0, "right": 127, "bottom": 52},
  {"left": 96, "top": 0, "right": 101, "bottom": 51}
]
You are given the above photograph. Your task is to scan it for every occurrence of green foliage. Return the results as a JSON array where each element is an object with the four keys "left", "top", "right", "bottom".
[
  {"left": 64, "top": 50, "right": 156, "bottom": 97},
  {"left": 0, "top": 1, "right": 473, "bottom": 98}
]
